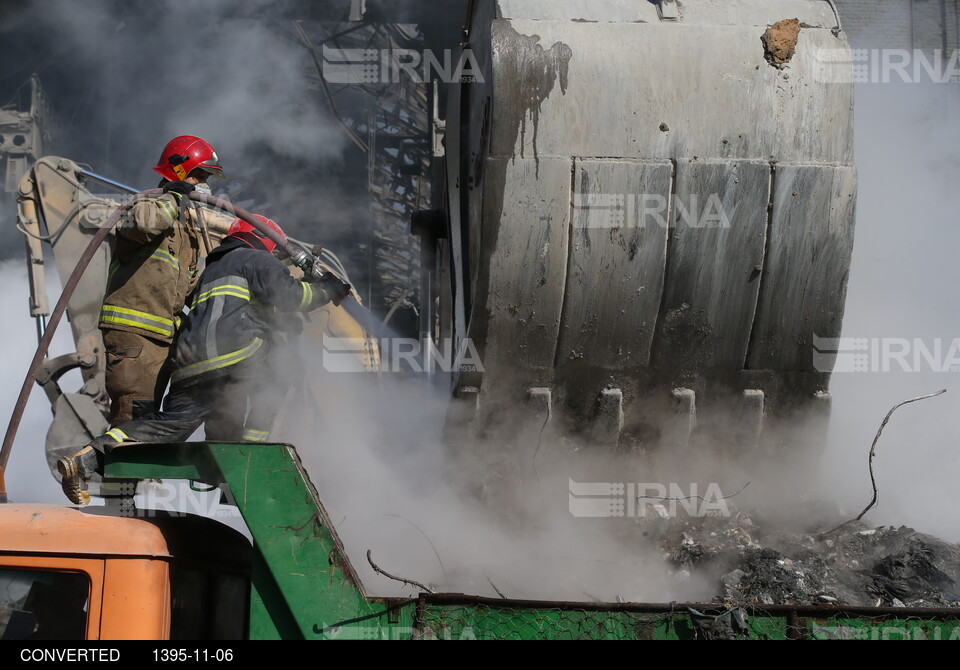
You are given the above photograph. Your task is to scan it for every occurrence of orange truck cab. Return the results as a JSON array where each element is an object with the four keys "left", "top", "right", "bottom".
[{"left": 0, "top": 504, "right": 251, "bottom": 640}]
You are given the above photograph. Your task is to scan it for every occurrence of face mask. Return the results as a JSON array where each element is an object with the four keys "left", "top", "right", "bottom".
[{"left": 193, "top": 182, "right": 212, "bottom": 195}]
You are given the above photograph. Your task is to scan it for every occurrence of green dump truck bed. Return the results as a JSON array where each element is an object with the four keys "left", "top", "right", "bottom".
[{"left": 102, "top": 442, "right": 960, "bottom": 640}]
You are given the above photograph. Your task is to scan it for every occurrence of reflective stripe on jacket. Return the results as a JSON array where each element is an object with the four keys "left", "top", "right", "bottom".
[
  {"left": 170, "top": 237, "right": 334, "bottom": 387},
  {"left": 99, "top": 192, "right": 200, "bottom": 344}
]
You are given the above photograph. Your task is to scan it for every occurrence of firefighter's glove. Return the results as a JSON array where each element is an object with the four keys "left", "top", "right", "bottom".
[
  {"left": 162, "top": 180, "right": 196, "bottom": 197},
  {"left": 315, "top": 273, "right": 352, "bottom": 307}
]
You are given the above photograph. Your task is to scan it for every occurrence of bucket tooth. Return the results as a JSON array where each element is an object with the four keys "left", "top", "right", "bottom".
[
  {"left": 449, "top": 385, "right": 481, "bottom": 434},
  {"left": 663, "top": 387, "right": 696, "bottom": 448},
  {"left": 527, "top": 387, "right": 552, "bottom": 420},
  {"left": 593, "top": 388, "right": 624, "bottom": 447},
  {"left": 808, "top": 390, "right": 832, "bottom": 452},
  {"left": 740, "top": 389, "right": 765, "bottom": 449}
]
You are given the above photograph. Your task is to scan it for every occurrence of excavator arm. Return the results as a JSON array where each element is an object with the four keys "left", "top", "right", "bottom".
[{"left": 18, "top": 157, "right": 116, "bottom": 470}]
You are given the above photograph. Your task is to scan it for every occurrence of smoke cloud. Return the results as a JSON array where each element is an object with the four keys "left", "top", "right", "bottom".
[
  {"left": 290, "top": 360, "right": 726, "bottom": 601},
  {"left": 0, "top": 0, "right": 366, "bottom": 256}
]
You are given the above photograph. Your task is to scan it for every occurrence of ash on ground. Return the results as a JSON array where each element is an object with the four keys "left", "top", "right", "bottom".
[{"left": 660, "top": 504, "right": 960, "bottom": 608}]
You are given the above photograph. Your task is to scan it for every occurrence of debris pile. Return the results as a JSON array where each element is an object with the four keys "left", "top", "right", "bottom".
[{"left": 662, "top": 508, "right": 960, "bottom": 608}]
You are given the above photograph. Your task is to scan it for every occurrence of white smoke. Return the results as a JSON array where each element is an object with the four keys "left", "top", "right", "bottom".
[
  {"left": 0, "top": 259, "right": 73, "bottom": 503},
  {"left": 291, "top": 358, "right": 717, "bottom": 601},
  {"left": 815, "top": 79, "right": 960, "bottom": 543}
]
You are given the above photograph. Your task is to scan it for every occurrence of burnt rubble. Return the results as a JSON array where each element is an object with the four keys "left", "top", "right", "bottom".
[{"left": 661, "top": 507, "right": 960, "bottom": 609}]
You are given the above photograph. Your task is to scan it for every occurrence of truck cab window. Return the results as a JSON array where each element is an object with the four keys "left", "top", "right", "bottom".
[{"left": 0, "top": 568, "right": 88, "bottom": 640}]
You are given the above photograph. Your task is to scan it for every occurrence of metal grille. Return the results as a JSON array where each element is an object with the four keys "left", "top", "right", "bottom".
[
  {"left": 415, "top": 604, "right": 681, "bottom": 640},
  {"left": 294, "top": 20, "right": 431, "bottom": 314},
  {"left": 414, "top": 600, "right": 960, "bottom": 640},
  {"left": 5, "top": 156, "right": 25, "bottom": 193}
]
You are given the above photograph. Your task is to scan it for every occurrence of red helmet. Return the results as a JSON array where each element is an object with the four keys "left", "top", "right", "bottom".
[
  {"left": 152, "top": 135, "right": 224, "bottom": 182},
  {"left": 227, "top": 215, "right": 285, "bottom": 254}
]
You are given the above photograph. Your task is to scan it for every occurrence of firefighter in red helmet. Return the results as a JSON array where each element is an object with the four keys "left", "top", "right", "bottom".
[
  {"left": 226, "top": 214, "right": 285, "bottom": 254},
  {"left": 59, "top": 215, "right": 351, "bottom": 504},
  {"left": 98, "top": 135, "right": 224, "bottom": 426},
  {"left": 151, "top": 135, "right": 224, "bottom": 183}
]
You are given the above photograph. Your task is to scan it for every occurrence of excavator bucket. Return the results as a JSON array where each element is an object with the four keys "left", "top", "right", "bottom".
[{"left": 440, "top": 0, "right": 856, "bottom": 458}]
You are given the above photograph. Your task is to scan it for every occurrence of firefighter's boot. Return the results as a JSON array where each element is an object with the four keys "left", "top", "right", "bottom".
[{"left": 57, "top": 446, "right": 101, "bottom": 505}]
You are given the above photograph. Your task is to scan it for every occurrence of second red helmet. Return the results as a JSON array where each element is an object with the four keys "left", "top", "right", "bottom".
[
  {"left": 153, "top": 135, "right": 224, "bottom": 182},
  {"left": 227, "top": 215, "right": 285, "bottom": 254}
]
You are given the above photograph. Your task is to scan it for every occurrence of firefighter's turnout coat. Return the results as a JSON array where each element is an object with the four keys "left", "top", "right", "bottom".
[
  {"left": 169, "top": 236, "right": 332, "bottom": 388},
  {"left": 99, "top": 193, "right": 200, "bottom": 342}
]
